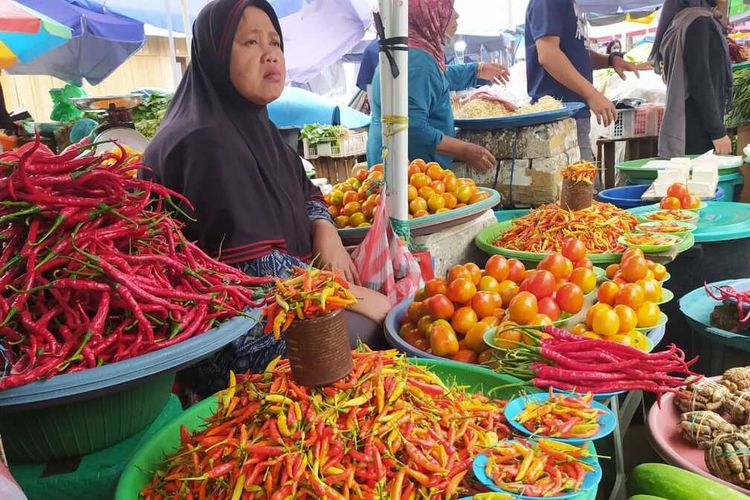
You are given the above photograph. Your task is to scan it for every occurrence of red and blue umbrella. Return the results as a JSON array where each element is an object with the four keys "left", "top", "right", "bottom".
[{"left": 0, "top": 0, "right": 71, "bottom": 68}]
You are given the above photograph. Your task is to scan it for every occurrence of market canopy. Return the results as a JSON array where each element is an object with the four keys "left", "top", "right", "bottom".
[
  {"left": 0, "top": 0, "right": 71, "bottom": 67},
  {"left": 100, "top": 0, "right": 372, "bottom": 84},
  {"left": 9, "top": 0, "right": 145, "bottom": 86}
]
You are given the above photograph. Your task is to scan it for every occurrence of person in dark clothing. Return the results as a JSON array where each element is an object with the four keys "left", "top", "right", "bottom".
[
  {"left": 650, "top": 0, "right": 732, "bottom": 157},
  {"left": 356, "top": 39, "right": 379, "bottom": 93},
  {"left": 145, "top": 0, "right": 390, "bottom": 401},
  {"left": 606, "top": 40, "right": 622, "bottom": 54}
]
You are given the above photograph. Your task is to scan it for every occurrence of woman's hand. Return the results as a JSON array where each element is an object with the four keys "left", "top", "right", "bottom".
[
  {"left": 311, "top": 219, "right": 360, "bottom": 285},
  {"left": 463, "top": 142, "right": 496, "bottom": 172},
  {"left": 713, "top": 135, "right": 733, "bottom": 155},
  {"left": 478, "top": 63, "right": 510, "bottom": 84}
]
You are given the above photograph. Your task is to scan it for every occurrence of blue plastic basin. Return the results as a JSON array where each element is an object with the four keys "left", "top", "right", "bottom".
[{"left": 596, "top": 184, "right": 724, "bottom": 208}]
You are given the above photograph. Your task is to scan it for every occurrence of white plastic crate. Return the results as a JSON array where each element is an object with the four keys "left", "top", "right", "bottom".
[
  {"left": 303, "top": 131, "right": 368, "bottom": 159},
  {"left": 647, "top": 105, "right": 665, "bottom": 136},
  {"left": 602, "top": 108, "right": 636, "bottom": 140}
]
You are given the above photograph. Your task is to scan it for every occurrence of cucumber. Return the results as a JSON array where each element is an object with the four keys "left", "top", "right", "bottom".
[
  {"left": 628, "top": 496, "right": 668, "bottom": 500},
  {"left": 628, "top": 463, "right": 749, "bottom": 500}
]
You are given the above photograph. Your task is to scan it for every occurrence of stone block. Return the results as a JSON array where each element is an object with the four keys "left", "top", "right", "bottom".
[
  {"left": 412, "top": 209, "right": 498, "bottom": 277},
  {"left": 456, "top": 118, "right": 578, "bottom": 160}
]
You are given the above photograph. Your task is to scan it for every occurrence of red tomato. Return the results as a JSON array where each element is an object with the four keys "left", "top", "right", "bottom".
[
  {"left": 508, "top": 292, "right": 538, "bottom": 325},
  {"left": 537, "top": 297, "right": 561, "bottom": 321},
  {"left": 620, "top": 256, "right": 648, "bottom": 283},
  {"left": 447, "top": 265, "right": 472, "bottom": 284},
  {"left": 446, "top": 278, "right": 477, "bottom": 304},
  {"left": 507, "top": 259, "right": 527, "bottom": 284},
  {"left": 423, "top": 278, "right": 448, "bottom": 297},
  {"left": 681, "top": 194, "right": 701, "bottom": 210},
  {"left": 471, "top": 291, "right": 502, "bottom": 319},
  {"left": 451, "top": 306, "right": 478, "bottom": 334},
  {"left": 660, "top": 196, "right": 682, "bottom": 210},
  {"left": 484, "top": 255, "right": 510, "bottom": 282},
  {"left": 538, "top": 254, "right": 573, "bottom": 280},
  {"left": 556, "top": 283, "right": 584, "bottom": 314},
  {"left": 615, "top": 283, "right": 646, "bottom": 311},
  {"left": 426, "top": 294, "right": 455, "bottom": 320},
  {"left": 465, "top": 322, "right": 491, "bottom": 353},
  {"left": 407, "top": 301, "right": 424, "bottom": 323},
  {"left": 451, "top": 350, "right": 479, "bottom": 364},
  {"left": 429, "top": 320, "right": 459, "bottom": 357},
  {"left": 575, "top": 257, "right": 594, "bottom": 270},
  {"left": 521, "top": 269, "right": 556, "bottom": 300},
  {"left": 562, "top": 237, "right": 587, "bottom": 262},
  {"left": 667, "top": 182, "right": 689, "bottom": 199},
  {"left": 598, "top": 281, "right": 620, "bottom": 306}
]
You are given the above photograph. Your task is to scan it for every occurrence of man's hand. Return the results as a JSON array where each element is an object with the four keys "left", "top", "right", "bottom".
[
  {"left": 611, "top": 55, "right": 640, "bottom": 80},
  {"left": 478, "top": 63, "right": 511, "bottom": 84},
  {"left": 713, "top": 135, "right": 733, "bottom": 155},
  {"left": 586, "top": 91, "right": 617, "bottom": 127}
]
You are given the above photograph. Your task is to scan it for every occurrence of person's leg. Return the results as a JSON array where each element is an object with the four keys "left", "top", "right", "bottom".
[
  {"left": 344, "top": 310, "right": 388, "bottom": 350},
  {"left": 576, "top": 117, "right": 594, "bottom": 161},
  {"left": 348, "top": 284, "right": 391, "bottom": 325}
]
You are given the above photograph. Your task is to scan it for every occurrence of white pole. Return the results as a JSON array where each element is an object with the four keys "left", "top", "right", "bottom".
[
  {"left": 164, "top": 0, "right": 181, "bottom": 89},
  {"left": 181, "top": 0, "right": 192, "bottom": 63},
  {"left": 378, "top": 0, "right": 409, "bottom": 225}
]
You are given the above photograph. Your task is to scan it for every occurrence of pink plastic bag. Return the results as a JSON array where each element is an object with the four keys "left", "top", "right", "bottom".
[{"left": 352, "top": 191, "right": 421, "bottom": 305}]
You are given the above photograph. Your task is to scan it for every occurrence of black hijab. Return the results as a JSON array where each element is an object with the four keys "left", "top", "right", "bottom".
[{"left": 144, "top": 0, "right": 322, "bottom": 265}]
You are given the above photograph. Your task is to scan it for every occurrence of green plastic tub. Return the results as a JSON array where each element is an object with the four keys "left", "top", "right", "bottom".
[
  {"left": 616, "top": 156, "right": 743, "bottom": 182},
  {"left": 716, "top": 172, "right": 744, "bottom": 201},
  {"left": 116, "top": 358, "right": 598, "bottom": 500}
]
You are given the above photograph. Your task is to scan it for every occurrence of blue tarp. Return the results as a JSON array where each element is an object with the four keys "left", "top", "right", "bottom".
[
  {"left": 9, "top": 0, "right": 145, "bottom": 86},
  {"left": 268, "top": 87, "right": 370, "bottom": 130}
]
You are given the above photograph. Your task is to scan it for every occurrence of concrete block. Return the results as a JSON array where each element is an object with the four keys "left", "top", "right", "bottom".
[
  {"left": 412, "top": 209, "right": 498, "bottom": 277},
  {"left": 456, "top": 118, "right": 578, "bottom": 159}
]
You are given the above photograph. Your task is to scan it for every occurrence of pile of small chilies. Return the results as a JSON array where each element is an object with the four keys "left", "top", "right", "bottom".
[
  {"left": 141, "top": 350, "right": 511, "bottom": 498},
  {"left": 0, "top": 138, "right": 270, "bottom": 390},
  {"left": 494, "top": 202, "right": 638, "bottom": 254},
  {"left": 560, "top": 161, "right": 598, "bottom": 185}
]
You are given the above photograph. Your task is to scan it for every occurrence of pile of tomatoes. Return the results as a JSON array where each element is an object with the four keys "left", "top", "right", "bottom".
[
  {"left": 566, "top": 248, "right": 669, "bottom": 350},
  {"left": 325, "top": 160, "right": 491, "bottom": 229},
  {"left": 398, "top": 238, "right": 598, "bottom": 364},
  {"left": 660, "top": 182, "right": 702, "bottom": 210}
]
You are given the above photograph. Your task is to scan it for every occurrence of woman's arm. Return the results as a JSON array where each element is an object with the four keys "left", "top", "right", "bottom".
[{"left": 445, "top": 63, "right": 479, "bottom": 91}]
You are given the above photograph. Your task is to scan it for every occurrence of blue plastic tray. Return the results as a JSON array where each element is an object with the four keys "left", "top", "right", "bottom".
[
  {"left": 455, "top": 102, "right": 586, "bottom": 131},
  {"left": 629, "top": 202, "right": 750, "bottom": 244},
  {"left": 679, "top": 279, "right": 750, "bottom": 337},
  {"left": 505, "top": 392, "right": 616, "bottom": 444},
  {"left": 0, "top": 312, "right": 260, "bottom": 410}
]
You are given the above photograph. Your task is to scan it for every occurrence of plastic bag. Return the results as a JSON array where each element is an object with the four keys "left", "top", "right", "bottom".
[
  {"left": 351, "top": 192, "right": 421, "bottom": 305},
  {"left": 0, "top": 460, "right": 26, "bottom": 500}
]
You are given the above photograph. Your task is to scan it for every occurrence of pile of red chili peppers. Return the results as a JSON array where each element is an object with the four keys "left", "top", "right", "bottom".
[
  {"left": 486, "top": 325, "right": 698, "bottom": 399},
  {"left": 262, "top": 266, "right": 357, "bottom": 339},
  {"left": 0, "top": 138, "right": 270, "bottom": 390},
  {"left": 705, "top": 282, "right": 750, "bottom": 325},
  {"left": 141, "top": 350, "right": 511, "bottom": 499}
]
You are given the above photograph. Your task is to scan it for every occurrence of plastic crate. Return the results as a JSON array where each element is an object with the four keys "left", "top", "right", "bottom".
[
  {"left": 602, "top": 108, "right": 636, "bottom": 139},
  {"left": 303, "top": 131, "right": 367, "bottom": 159}
]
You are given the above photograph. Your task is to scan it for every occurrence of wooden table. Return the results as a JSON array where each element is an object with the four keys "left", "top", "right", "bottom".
[{"left": 596, "top": 136, "right": 659, "bottom": 189}]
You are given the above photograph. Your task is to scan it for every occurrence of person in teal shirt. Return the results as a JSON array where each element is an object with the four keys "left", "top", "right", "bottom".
[{"left": 366, "top": 0, "right": 509, "bottom": 171}]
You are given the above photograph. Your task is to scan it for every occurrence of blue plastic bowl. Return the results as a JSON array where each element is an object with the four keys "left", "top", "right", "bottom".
[
  {"left": 505, "top": 392, "right": 617, "bottom": 444},
  {"left": 596, "top": 185, "right": 724, "bottom": 209}
]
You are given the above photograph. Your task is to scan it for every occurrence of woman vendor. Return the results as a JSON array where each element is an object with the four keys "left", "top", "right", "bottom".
[
  {"left": 366, "top": 0, "right": 510, "bottom": 171},
  {"left": 650, "top": 0, "right": 733, "bottom": 157},
  {"left": 145, "top": 0, "right": 391, "bottom": 399}
]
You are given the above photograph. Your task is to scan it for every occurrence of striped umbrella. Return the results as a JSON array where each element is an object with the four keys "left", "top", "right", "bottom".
[{"left": 0, "top": 0, "right": 71, "bottom": 68}]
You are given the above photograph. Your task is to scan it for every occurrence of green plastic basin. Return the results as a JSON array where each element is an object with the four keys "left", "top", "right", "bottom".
[
  {"left": 616, "top": 156, "right": 743, "bottom": 181},
  {"left": 116, "top": 357, "right": 597, "bottom": 500}
]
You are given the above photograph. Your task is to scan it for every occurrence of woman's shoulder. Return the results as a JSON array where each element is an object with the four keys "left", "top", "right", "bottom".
[{"left": 409, "top": 48, "right": 439, "bottom": 68}]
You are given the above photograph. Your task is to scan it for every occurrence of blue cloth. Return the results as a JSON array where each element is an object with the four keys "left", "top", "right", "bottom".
[
  {"left": 356, "top": 39, "right": 380, "bottom": 91},
  {"left": 367, "top": 48, "right": 478, "bottom": 168},
  {"left": 525, "top": 0, "right": 592, "bottom": 119}
]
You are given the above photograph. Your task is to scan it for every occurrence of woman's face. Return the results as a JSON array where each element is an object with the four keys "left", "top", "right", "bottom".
[
  {"left": 230, "top": 6, "right": 285, "bottom": 105},
  {"left": 445, "top": 9, "right": 459, "bottom": 40},
  {"left": 611, "top": 42, "right": 621, "bottom": 53}
]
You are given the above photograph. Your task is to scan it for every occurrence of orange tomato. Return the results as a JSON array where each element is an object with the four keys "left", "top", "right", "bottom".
[
  {"left": 328, "top": 205, "right": 340, "bottom": 218},
  {"left": 426, "top": 294, "right": 455, "bottom": 320},
  {"left": 452, "top": 350, "right": 478, "bottom": 364},
  {"left": 507, "top": 259, "right": 527, "bottom": 284},
  {"left": 412, "top": 209, "right": 429, "bottom": 218},
  {"left": 451, "top": 306, "right": 478, "bottom": 334},
  {"left": 465, "top": 322, "right": 491, "bottom": 353},
  {"left": 355, "top": 168, "right": 368, "bottom": 183},
  {"left": 537, "top": 296, "right": 561, "bottom": 321},
  {"left": 456, "top": 185, "right": 475, "bottom": 204},
  {"left": 429, "top": 320, "right": 459, "bottom": 357},
  {"left": 370, "top": 163, "right": 384, "bottom": 174},
  {"left": 636, "top": 302, "right": 661, "bottom": 328},
  {"left": 401, "top": 328, "right": 424, "bottom": 347},
  {"left": 409, "top": 198, "right": 427, "bottom": 215},
  {"left": 480, "top": 316, "right": 501, "bottom": 327},
  {"left": 508, "top": 292, "right": 538, "bottom": 325},
  {"left": 479, "top": 275, "right": 501, "bottom": 293},
  {"left": 427, "top": 194, "right": 446, "bottom": 213},
  {"left": 628, "top": 331, "right": 650, "bottom": 351},
  {"left": 623, "top": 248, "right": 645, "bottom": 261},
  {"left": 469, "top": 192, "right": 490, "bottom": 204},
  {"left": 471, "top": 291, "right": 502, "bottom": 319},
  {"left": 652, "top": 263, "right": 667, "bottom": 281},
  {"left": 681, "top": 194, "right": 701, "bottom": 210},
  {"left": 446, "top": 278, "right": 477, "bottom": 304},
  {"left": 407, "top": 301, "right": 424, "bottom": 323},
  {"left": 562, "top": 238, "right": 587, "bottom": 262},
  {"left": 569, "top": 267, "right": 597, "bottom": 294},
  {"left": 429, "top": 180, "right": 446, "bottom": 195},
  {"left": 485, "top": 255, "right": 510, "bottom": 282},
  {"left": 575, "top": 257, "right": 594, "bottom": 270},
  {"left": 667, "top": 182, "right": 689, "bottom": 199},
  {"left": 418, "top": 186, "right": 435, "bottom": 201},
  {"left": 399, "top": 322, "right": 415, "bottom": 337},
  {"left": 494, "top": 329, "right": 523, "bottom": 349},
  {"left": 586, "top": 303, "right": 612, "bottom": 329},
  {"left": 606, "top": 264, "right": 620, "bottom": 279},
  {"left": 341, "top": 201, "right": 361, "bottom": 217},
  {"left": 614, "top": 304, "right": 638, "bottom": 333},
  {"left": 410, "top": 173, "right": 431, "bottom": 189},
  {"left": 620, "top": 256, "right": 648, "bottom": 283},
  {"left": 615, "top": 283, "right": 646, "bottom": 311},
  {"left": 660, "top": 196, "right": 682, "bottom": 210},
  {"left": 444, "top": 173, "right": 458, "bottom": 192},
  {"left": 442, "top": 192, "right": 458, "bottom": 209},
  {"left": 447, "top": 265, "right": 471, "bottom": 283},
  {"left": 424, "top": 278, "right": 448, "bottom": 297},
  {"left": 556, "top": 283, "right": 584, "bottom": 314},
  {"left": 637, "top": 279, "right": 662, "bottom": 303},
  {"left": 368, "top": 170, "right": 384, "bottom": 181},
  {"left": 464, "top": 263, "right": 483, "bottom": 286},
  {"left": 498, "top": 280, "right": 520, "bottom": 307},
  {"left": 531, "top": 314, "right": 553, "bottom": 327},
  {"left": 408, "top": 163, "right": 422, "bottom": 178},
  {"left": 592, "top": 308, "right": 620, "bottom": 337},
  {"left": 407, "top": 185, "right": 418, "bottom": 201},
  {"left": 538, "top": 254, "right": 573, "bottom": 280},
  {"left": 426, "top": 163, "right": 445, "bottom": 180},
  {"left": 610, "top": 334, "right": 633, "bottom": 346},
  {"left": 334, "top": 215, "right": 350, "bottom": 228},
  {"left": 417, "top": 316, "right": 433, "bottom": 336},
  {"left": 570, "top": 323, "right": 588, "bottom": 336},
  {"left": 597, "top": 281, "right": 620, "bottom": 306}
]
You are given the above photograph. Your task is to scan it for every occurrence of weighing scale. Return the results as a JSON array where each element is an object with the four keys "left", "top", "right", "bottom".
[{"left": 70, "top": 94, "right": 149, "bottom": 155}]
